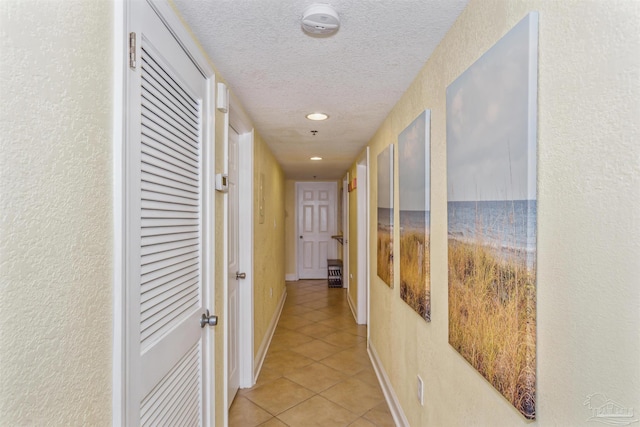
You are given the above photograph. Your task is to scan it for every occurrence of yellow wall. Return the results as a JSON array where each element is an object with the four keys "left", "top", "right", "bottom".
[
  {"left": 253, "top": 136, "right": 287, "bottom": 355},
  {"left": 365, "top": 1, "right": 640, "bottom": 426},
  {"left": 0, "top": 1, "right": 113, "bottom": 424}
]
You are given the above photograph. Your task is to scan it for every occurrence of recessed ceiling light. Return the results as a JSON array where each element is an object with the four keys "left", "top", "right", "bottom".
[
  {"left": 310, "top": 156, "right": 322, "bottom": 161},
  {"left": 306, "top": 112, "right": 329, "bottom": 121}
]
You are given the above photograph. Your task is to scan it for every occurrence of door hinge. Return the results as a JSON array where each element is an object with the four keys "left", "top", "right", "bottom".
[{"left": 129, "top": 32, "right": 136, "bottom": 69}]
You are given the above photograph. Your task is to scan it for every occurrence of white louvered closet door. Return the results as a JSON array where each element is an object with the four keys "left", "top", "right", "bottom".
[{"left": 128, "top": 1, "right": 211, "bottom": 425}]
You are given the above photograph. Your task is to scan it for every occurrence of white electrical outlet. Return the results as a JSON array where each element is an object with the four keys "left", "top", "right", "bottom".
[
  {"left": 417, "top": 375, "right": 424, "bottom": 406},
  {"left": 270, "top": 288, "right": 273, "bottom": 298}
]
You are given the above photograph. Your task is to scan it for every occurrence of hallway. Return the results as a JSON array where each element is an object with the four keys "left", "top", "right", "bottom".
[{"left": 229, "top": 280, "right": 394, "bottom": 426}]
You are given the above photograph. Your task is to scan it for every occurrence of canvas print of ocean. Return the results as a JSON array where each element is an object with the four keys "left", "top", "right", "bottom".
[
  {"left": 377, "top": 145, "right": 393, "bottom": 287},
  {"left": 446, "top": 13, "right": 538, "bottom": 420},
  {"left": 398, "top": 111, "right": 431, "bottom": 321}
]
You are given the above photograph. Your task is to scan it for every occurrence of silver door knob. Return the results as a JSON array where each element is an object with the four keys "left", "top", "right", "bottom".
[
  {"left": 200, "top": 310, "right": 218, "bottom": 328},
  {"left": 236, "top": 272, "right": 246, "bottom": 280}
]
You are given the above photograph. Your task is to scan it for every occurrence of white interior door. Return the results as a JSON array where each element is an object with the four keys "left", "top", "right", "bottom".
[
  {"left": 227, "top": 126, "right": 240, "bottom": 405},
  {"left": 297, "top": 182, "right": 338, "bottom": 279},
  {"left": 125, "top": 1, "right": 213, "bottom": 425}
]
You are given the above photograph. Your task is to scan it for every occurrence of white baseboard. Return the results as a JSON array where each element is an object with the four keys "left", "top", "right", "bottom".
[
  {"left": 253, "top": 289, "right": 287, "bottom": 381},
  {"left": 347, "top": 290, "right": 358, "bottom": 322},
  {"left": 285, "top": 274, "right": 298, "bottom": 281},
  {"left": 368, "top": 342, "right": 410, "bottom": 427}
]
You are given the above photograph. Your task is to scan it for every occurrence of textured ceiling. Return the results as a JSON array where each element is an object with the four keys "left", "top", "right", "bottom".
[{"left": 172, "top": 0, "right": 469, "bottom": 180}]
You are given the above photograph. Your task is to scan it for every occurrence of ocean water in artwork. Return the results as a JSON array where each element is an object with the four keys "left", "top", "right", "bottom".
[{"left": 448, "top": 200, "right": 536, "bottom": 266}]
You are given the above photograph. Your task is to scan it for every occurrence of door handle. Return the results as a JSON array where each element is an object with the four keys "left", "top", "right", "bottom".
[
  {"left": 236, "top": 272, "right": 246, "bottom": 280},
  {"left": 299, "top": 235, "right": 303, "bottom": 239},
  {"left": 200, "top": 310, "right": 218, "bottom": 328}
]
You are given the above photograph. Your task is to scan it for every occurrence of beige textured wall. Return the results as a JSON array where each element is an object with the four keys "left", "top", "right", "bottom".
[
  {"left": 0, "top": 1, "right": 113, "bottom": 425},
  {"left": 253, "top": 136, "right": 287, "bottom": 354},
  {"left": 366, "top": 1, "right": 640, "bottom": 425}
]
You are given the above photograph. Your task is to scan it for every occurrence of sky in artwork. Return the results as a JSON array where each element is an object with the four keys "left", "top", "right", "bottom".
[
  {"left": 398, "top": 111, "right": 430, "bottom": 211},
  {"left": 446, "top": 14, "right": 537, "bottom": 202},
  {"left": 377, "top": 145, "right": 393, "bottom": 209}
]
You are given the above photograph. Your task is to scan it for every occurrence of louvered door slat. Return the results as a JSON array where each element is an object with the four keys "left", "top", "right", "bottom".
[
  {"left": 141, "top": 343, "right": 200, "bottom": 427},
  {"left": 141, "top": 237, "right": 198, "bottom": 256},
  {"left": 141, "top": 250, "right": 198, "bottom": 277},
  {"left": 142, "top": 217, "right": 199, "bottom": 228},
  {"left": 141, "top": 47, "right": 198, "bottom": 116},
  {"left": 142, "top": 182, "right": 197, "bottom": 204},
  {"left": 141, "top": 76, "right": 198, "bottom": 131},
  {"left": 142, "top": 140, "right": 198, "bottom": 177},
  {"left": 142, "top": 224, "right": 198, "bottom": 238},
  {"left": 141, "top": 281, "right": 198, "bottom": 329},
  {"left": 141, "top": 259, "right": 198, "bottom": 290},
  {"left": 163, "top": 368, "right": 200, "bottom": 426},
  {"left": 141, "top": 270, "right": 199, "bottom": 304},
  {"left": 142, "top": 97, "right": 198, "bottom": 146},
  {"left": 142, "top": 153, "right": 198, "bottom": 183},
  {"left": 141, "top": 294, "right": 198, "bottom": 342},
  {"left": 141, "top": 200, "right": 198, "bottom": 214},
  {"left": 142, "top": 135, "right": 198, "bottom": 172},
  {"left": 141, "top": 243, "right": 198, "bottom": 266},
  {"left": 142, "top": 231, "right": 199, "bottom": 247},
  {"left": 142, "top": 163, "right": 197, "bottom": 189},
  {"left": 142, "top": 189, "right": 198, "bottom": 207},
  {"left": 141, "top": 116, "right": 198, "bottom": 158},
  {"left": 142, "top": 175, "right": 198, "bottom": 199},
  {"left": 141, "top": 261, "right": 198, "bottom": 301}
]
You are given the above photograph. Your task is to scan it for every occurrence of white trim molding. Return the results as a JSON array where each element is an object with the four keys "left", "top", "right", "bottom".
[
  {"left": 347, "top": 290, "right": 357, "bottom": 322},
  {"left": 253, "top": 290, "right": 287, "bottom": 382},
  {"left": 285, "top": 274, "right": 299, "bottom": 282},
  {"left": 368, "top": 342, "right": 410, "bottom": 427}
]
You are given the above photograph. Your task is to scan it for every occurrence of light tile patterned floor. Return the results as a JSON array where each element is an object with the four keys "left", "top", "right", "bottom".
[{"left": 230, "top": 280, "right": 395, "bottom": 427}]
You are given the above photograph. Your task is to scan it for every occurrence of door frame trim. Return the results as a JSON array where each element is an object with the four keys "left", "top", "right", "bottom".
[
  {"left": 342, "top": 174, "right": 349, "bottom": 289},
  {"left": 228, "top": 99, "right": 255, "bottom": 394},
  {"left": 113, "top": 1, "right": 216, "bottom": 425},
  {"left": 356, "top": 148, "right": 370, "bottom": 326}
]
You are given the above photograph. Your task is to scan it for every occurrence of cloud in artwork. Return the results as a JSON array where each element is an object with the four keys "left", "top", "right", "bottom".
[
  {"left": 377, "top": 145, "right": 393, "bottom": 209},
  {"left": 398, "top": 111, "right": 430, "bottom": 211},
  {"left": 446, "top": 16, "right": 537, "bottom": 202}
]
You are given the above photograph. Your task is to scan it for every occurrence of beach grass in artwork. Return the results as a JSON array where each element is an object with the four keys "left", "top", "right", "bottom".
[
  {"left": 377, "top": 145, "right": 394, "bottom": 287},
  {"left": 377, "top": 208, "right": 393, "bottom": 285},
  {"left": 446, "top": 13, "right": 538, "bottom": 420},
  {"left": 448, "top": 225, "right": 536, "bottom": 419},
  {"left": 399, "top": 225, "right": 430, "bottom": 320},
  {"left": 398, "top": 111, "right": 430, "bottom": 321}
]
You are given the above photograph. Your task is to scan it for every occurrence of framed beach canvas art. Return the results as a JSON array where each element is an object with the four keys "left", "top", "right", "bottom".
[
  {"left": 446, "top": 12, "right": 538, "bottom": 420},
  {"left": 377, "top": 145, "right": 393, "bottom": 287},
  {"left": 398, "top": 111, "right": 431, "bottom": 322}
]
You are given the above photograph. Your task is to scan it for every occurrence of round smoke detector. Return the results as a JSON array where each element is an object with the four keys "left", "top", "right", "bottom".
[{"left": 302, "top": 3, "right": 340, "bottom": 36}]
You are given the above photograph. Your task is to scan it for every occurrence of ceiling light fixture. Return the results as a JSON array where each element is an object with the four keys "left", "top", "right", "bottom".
[
  {"left": 310, "top": 156, "right": 322, "bottom": 161},
  {"left": 306, "top": 112, "right": 328, "bottom": 121}
]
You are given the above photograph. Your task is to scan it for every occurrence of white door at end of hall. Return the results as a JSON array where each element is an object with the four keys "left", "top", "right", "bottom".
[
  {"left": 297, "top": 182, "right": 338, "bottom": 279},
  {"left": 227, "top": 126, "right": 240, "bottom": 406}
]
